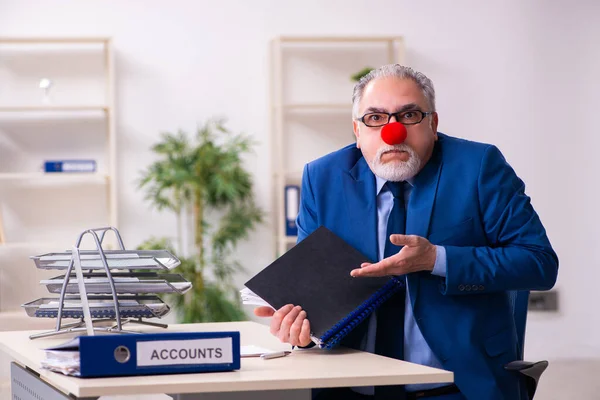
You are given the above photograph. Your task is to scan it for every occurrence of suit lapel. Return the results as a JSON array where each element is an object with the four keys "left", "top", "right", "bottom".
[
  {"left": 344, "top": 157, "right": 379, "bottom": 264},
  {"left": 406, "top": 144, "right": 443, "bottom": 310}
]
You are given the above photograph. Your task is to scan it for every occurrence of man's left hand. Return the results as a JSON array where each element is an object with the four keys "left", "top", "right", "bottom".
[{"left": 350, "top": 234, "right": 437, "bottom": 277}]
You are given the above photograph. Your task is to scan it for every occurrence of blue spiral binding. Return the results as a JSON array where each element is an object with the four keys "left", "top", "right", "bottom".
[{"left": 319, "top": 277, "right": 405, "bottom": 349}]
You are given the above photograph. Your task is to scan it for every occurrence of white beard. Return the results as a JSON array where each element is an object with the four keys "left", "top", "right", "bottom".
[{"left": 367, "top": 143, "right": 422, "bottom": 182}]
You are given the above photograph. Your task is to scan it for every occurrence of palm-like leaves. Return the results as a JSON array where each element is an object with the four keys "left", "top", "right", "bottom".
[
  {"left": 139, "top": 131, "right": 196, "bottom": 213},
  {"left": 137, "top": 119, "right": 263, "bottom": 323}
]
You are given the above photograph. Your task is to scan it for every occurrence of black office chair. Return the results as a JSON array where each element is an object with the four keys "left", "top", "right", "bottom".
[{"left": 505, "top": 290, "right": 548, "bottom": 400}]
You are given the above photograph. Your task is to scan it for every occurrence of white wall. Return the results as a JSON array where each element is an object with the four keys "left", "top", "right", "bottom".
[{"left": 0, "top": 0, "right": 598, "bottom": 360}]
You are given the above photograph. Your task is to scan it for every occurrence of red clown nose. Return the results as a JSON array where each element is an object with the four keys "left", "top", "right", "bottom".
[{"left": 381, "top": 122, "right": 407, "bottom": 145}]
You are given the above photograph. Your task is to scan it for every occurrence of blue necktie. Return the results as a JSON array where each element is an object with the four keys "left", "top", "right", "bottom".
[
  {"left": 383, "top": 181, "right": 406, "bottom": 260},
  {"left": 374, "top": 181, "right": 407, "bottom": 399}
]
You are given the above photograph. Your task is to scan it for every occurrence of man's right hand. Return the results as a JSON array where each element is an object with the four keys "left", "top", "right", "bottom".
[{"left": 254, "top": 304, "right": 312, "bottom": 347}]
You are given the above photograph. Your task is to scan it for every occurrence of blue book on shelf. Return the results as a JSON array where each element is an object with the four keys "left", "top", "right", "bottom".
[
  {"left": 284, "top": 185, "right": 300, "bottom": 236},
  {"left": 44, "top": 331, "right": 240, "bottom": 377},
  {"left": 44, "top": 160, "right": 96, "bottom": 173},
  {"left": 245, "top": 226, "right": 404, "bottom": 349}
]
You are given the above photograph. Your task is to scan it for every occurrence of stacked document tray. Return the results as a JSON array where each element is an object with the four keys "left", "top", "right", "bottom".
[
  {"left": 24, "top": 249, "right": 184, "bottom": 320},
  {"left": 23, "top": 295, "right": 171, "bottom": 319},
  {"left": 32, "top": 250, "right": 180, "bottom": 270},
  {"left": 40, "top": 273, "right": 192, "bottom": 295},
  {"left": 21, "top": 227, "right": 191, "bottom": 338}
]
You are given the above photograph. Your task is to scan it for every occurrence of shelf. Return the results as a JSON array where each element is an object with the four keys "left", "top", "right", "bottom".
[
  {"left": 279, "top": 36, "right": 403, "bottom": 44},
  {"left": 282, "top": 103, "right": 351, "bottom": 113},
  {"left": 0, "top": 37, "right": 118, "bottom": 309},
  {"left": 271, "top": 35, "right": 404, "bottom": 257},
  {"left": 0, "top": 37, "right": 109, "bottom": 44},
  {"left": 0, "top": 107, "right": 108, "bottom": 122},
  {"left": 0, "top": 106, "right": 108, "bottom": 112},
  {"left": 0, "top": 173, "right": 109, "bottom": 183}
]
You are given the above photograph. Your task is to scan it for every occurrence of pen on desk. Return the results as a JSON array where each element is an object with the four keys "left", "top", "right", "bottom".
[{"left": 260, "top": 351, "right": 291, "bottom": 360}]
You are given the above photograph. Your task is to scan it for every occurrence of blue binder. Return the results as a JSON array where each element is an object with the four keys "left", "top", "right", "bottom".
[
  {"left": 46, "top": 331, "right": 240, "bottom": 377},
  {"left": 284, "top": 185, "right": 300, "bottom": 236},
  {"left": 44, "top": 160, "right": 96, "bottom": 173}
]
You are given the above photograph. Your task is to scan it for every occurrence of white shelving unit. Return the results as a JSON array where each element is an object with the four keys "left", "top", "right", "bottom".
[
  {"left": 0, "top": 37, "right": 117, "bottom": 315},
  {"left": 270, "top": 36, "right": 404, "bottom": 256}
]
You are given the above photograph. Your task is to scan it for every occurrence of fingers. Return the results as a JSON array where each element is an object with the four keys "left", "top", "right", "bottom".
[
  {"left": 271, "top": 304, "right": 305, "bottom": 343},
  {"left": 270, "top": 304, "right": 294, "bottom": 336},
  {"left": 390, "top": 234, "right": 422, "bottom": 246},
  {"left": 350, "top": 235, "right": 433, "bottom": 278},
  {"left": 253, "top": 306, "right": 275, "bottom": 317},
  {"left": 289, "top": 310, "right": 310, "bottom": 346},
  {"left": 299, "top": 319, "right": 312, "bottom": 346},
  {"left": 350, "top": 258, "right": 395, "bottom": 277},
  {"left": 265, "top": 304, "right": 312, "bottom": 346},
  {"left": 279, "top": 306, "right": 303, "bottom": 342}
]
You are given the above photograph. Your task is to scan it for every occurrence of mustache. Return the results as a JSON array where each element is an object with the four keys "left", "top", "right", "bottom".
[{"left": 375, "top": 143, "right": 414, "bottom": 160}]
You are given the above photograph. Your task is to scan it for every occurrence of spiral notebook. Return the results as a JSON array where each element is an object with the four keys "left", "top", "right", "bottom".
[{"left": 244, "top": 226, "right": 404, "bottom": 349}]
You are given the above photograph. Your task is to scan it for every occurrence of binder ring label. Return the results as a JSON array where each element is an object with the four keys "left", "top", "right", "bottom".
[{"left": 114, "top": 346, "right": 131, "bottom": 363}]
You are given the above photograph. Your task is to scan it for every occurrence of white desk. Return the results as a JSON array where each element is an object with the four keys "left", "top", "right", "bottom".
[{"left": 0, "top": 321, "right": 453, "bottom": 399}]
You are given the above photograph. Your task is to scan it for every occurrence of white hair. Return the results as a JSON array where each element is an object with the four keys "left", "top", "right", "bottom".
[{"left": 352, "top": 64, "right": 436, "bottom": 119}]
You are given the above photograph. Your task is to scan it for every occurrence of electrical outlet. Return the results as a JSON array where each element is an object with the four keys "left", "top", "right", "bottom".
[{"left": 528, "top": 291, "right": 558, "bottom": 311}]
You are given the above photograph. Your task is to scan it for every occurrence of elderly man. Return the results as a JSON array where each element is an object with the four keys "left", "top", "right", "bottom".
[{"left": 255, "top": 64, "right": 558, "bottom": 400}]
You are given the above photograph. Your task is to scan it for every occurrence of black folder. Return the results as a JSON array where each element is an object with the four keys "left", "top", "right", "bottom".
[{"left": 245, "top": 226, "right": 404, "bottom": 349}]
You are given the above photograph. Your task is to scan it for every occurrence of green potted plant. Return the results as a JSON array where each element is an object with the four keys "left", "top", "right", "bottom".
[
  {"left": 137, "top": 119, "right": 263, "bottom": 323},
  {"left": 351, "top": 66, "right": 375, "bottom": 82}
]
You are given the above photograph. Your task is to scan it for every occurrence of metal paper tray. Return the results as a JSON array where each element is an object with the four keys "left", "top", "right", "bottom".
[
  {"left": 22, "top": 295, "right": 170, "bottom": 319},
  {"left": 30, "top": 249, "right": 181, "bottom": 271},
  {"left": 41, "top": 273, "right": 192, "bottom": 295}
]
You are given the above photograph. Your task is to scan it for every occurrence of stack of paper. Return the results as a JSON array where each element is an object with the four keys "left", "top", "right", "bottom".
[
  {"left": 41, "top": 337, "right": 81, "bottom": 376},
  {"left": 31, "top": 250, "right": 181, "bottom": 270},
  {"left": 38, "top": 299, "right": 164, "bottom": 311},
  {"left": 239, "top": 288, "right": 274, "bottom": 309},
  {"left": 41, "top": 275, "right": 192, "bottom": 294},
  {"left": 240, "top": 345, "right": 276, "bottom": 357},
  {"left": 23, "top": 296, "right": 171, "bottom": 319}
]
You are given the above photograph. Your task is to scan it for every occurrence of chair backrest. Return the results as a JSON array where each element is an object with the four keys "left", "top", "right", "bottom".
[{"left": 508, "top": 290, "right": 530, "bottom": 360}]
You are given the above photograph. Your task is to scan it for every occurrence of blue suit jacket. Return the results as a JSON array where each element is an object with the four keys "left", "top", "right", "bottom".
[{"left": 296, "top": 133, "right": 558, "bottom": 400}]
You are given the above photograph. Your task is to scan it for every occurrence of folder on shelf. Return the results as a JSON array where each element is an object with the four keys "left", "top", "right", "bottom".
[
  {"left": 41, "top": 331, "right": 241, "bottom": 377},
  {"left": 244, "top": 226, "right": 404, "bottom": 349},
  {"left": 44, "top": 160, "right": 96, "bottom": 173},
  {"left": 284, "top": 185, "right": 300, "bottom": 236}
]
